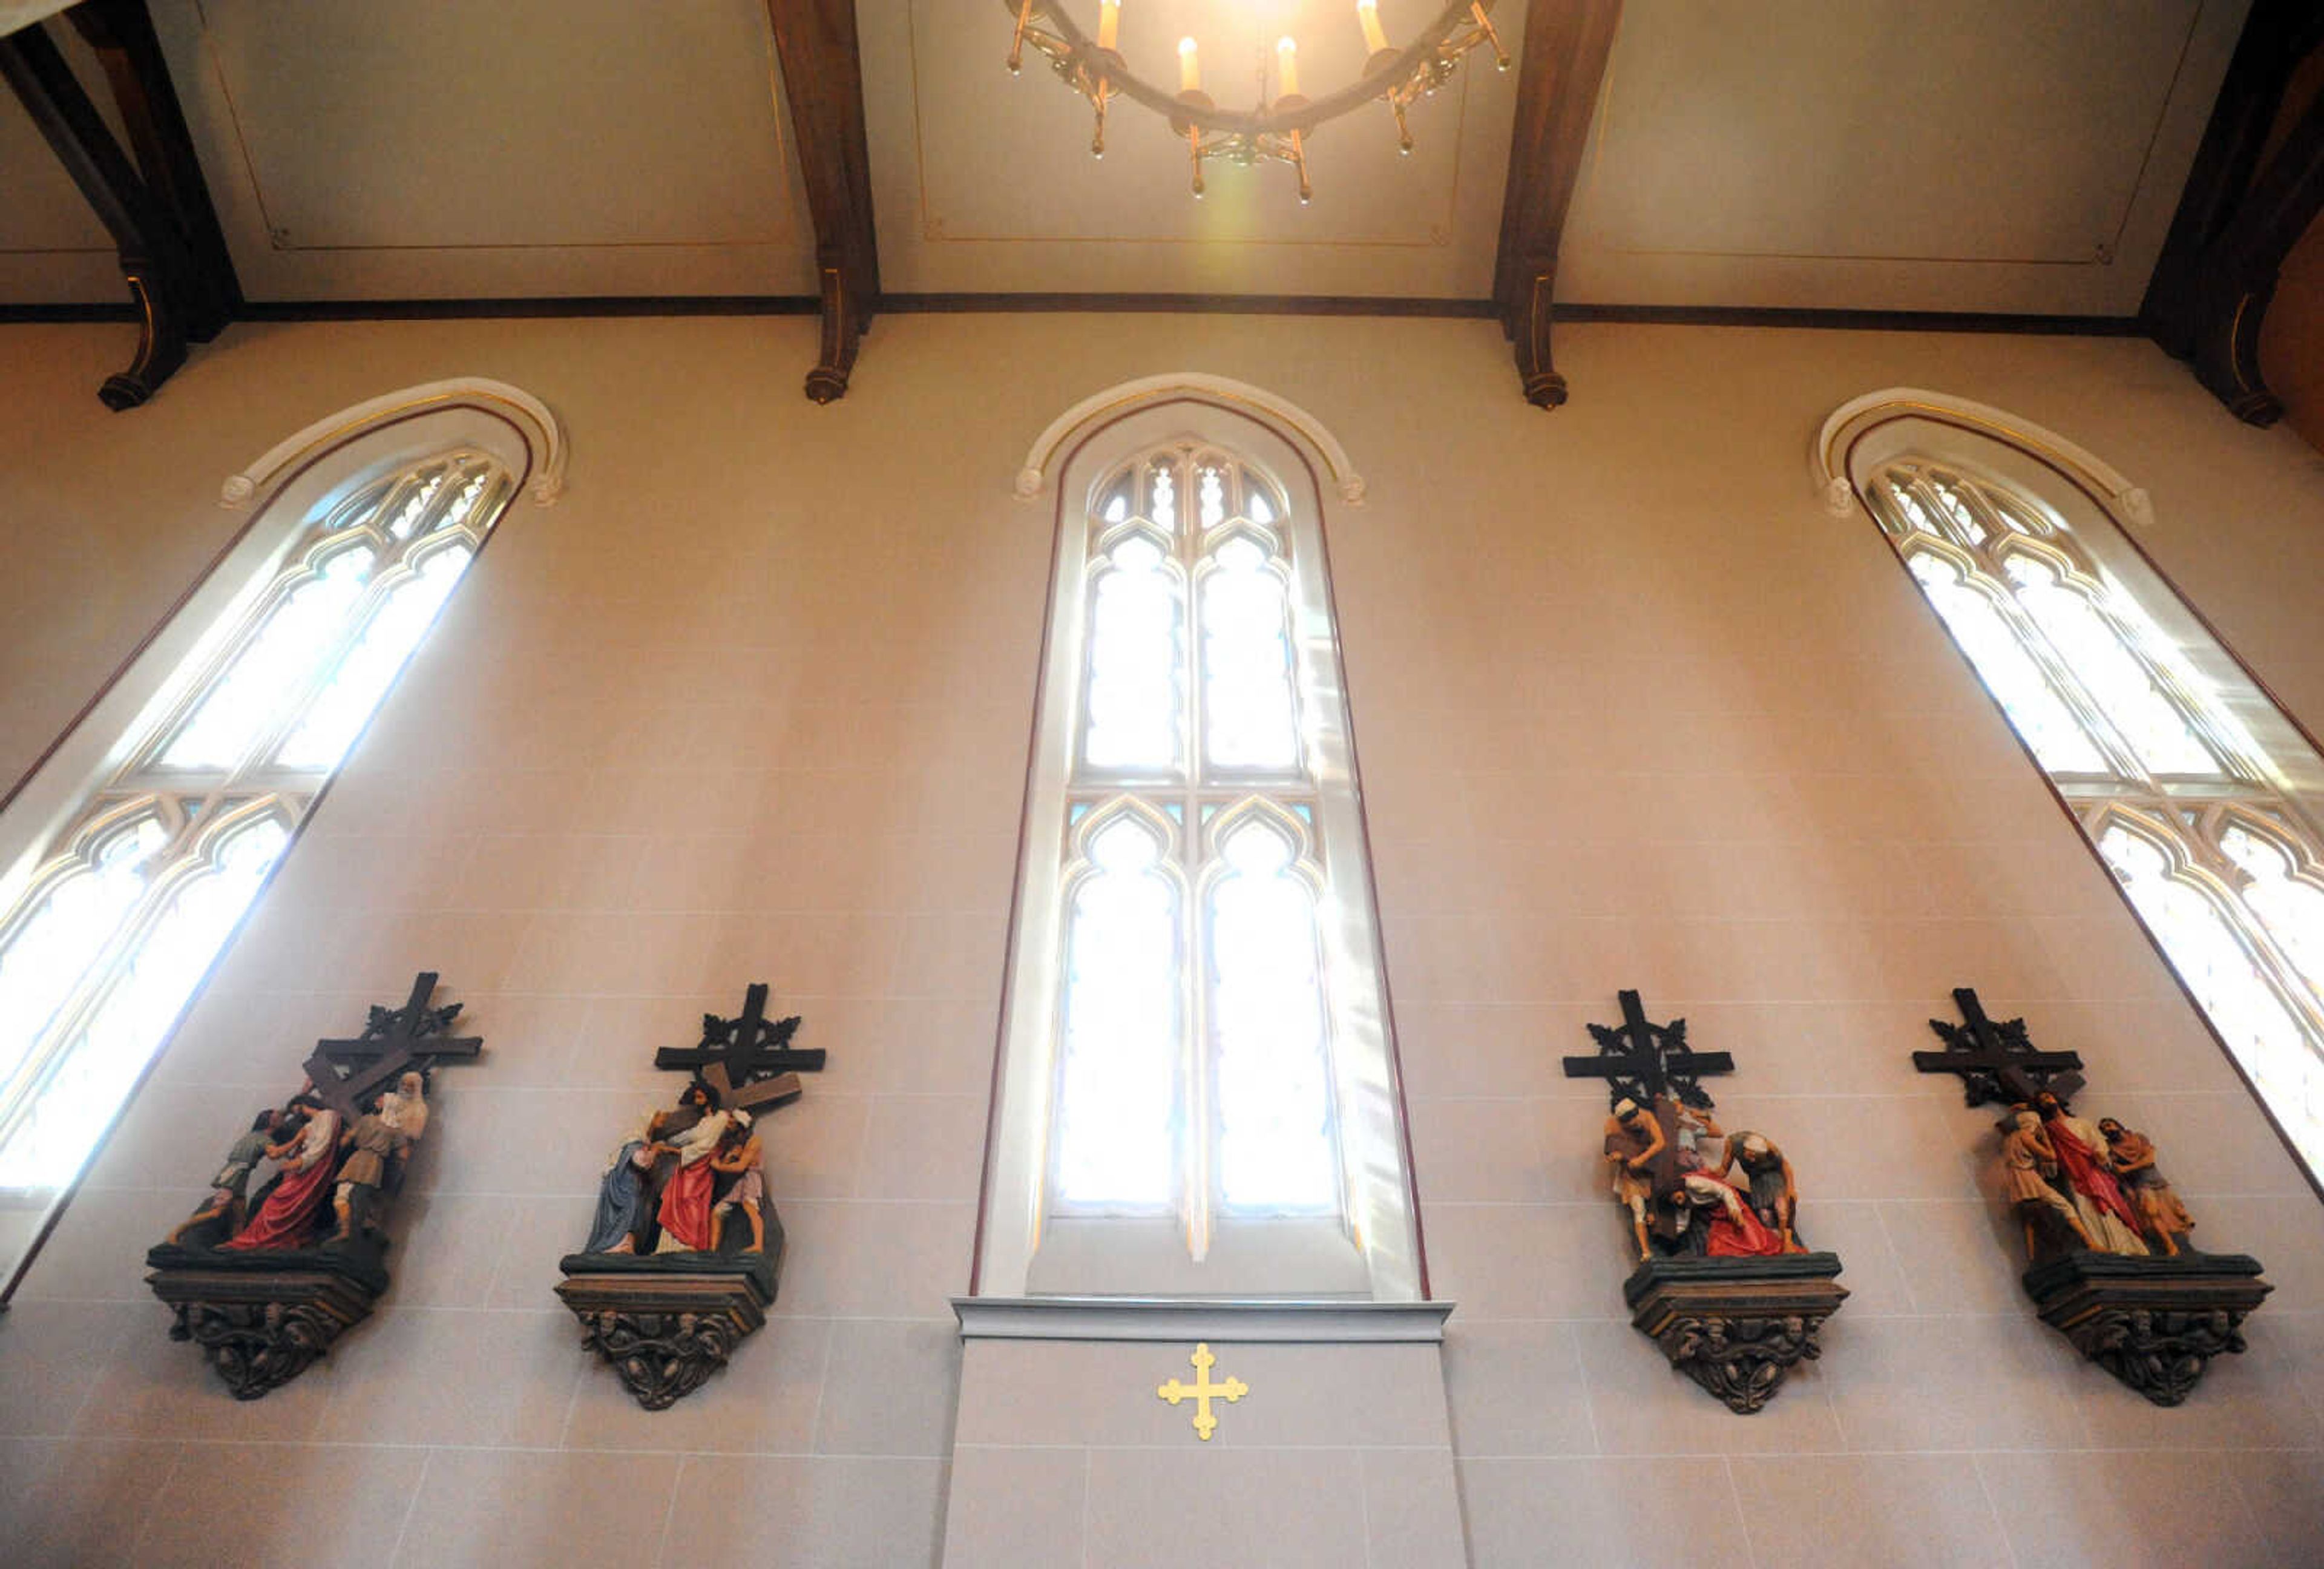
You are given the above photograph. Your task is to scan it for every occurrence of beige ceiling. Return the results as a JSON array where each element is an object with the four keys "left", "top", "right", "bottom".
[{"left": 0, "top": 0, "right": 2254, "bottom": 314}]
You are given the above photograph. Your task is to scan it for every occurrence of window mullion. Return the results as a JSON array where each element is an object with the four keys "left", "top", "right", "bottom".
[{"left": 1968, "top": 552, "right": 2153, "bottom": 786}]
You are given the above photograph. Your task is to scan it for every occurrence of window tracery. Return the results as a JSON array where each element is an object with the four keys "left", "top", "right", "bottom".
[
  {"left": 1864, "top": 458, "right": 2324, "bottom": 1177},
  {"left": 979, "top": 405, "right": 1417, "bottom": 1302},
  {"left": 0, "top": 446, "right": 516, "bottom": 1281}
]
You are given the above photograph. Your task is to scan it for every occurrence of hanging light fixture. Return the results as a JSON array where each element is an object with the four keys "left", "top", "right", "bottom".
[{"left": 1004, "top": 1, "right": 1508, "bottom": 203}]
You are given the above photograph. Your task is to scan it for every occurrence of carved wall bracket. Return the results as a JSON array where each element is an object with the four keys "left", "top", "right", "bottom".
[
  {"left": 1625, "top": 1255, "right": 1848, "bottom": 1415},
  {"left": 2026, "top": 1251, "right": 2273, "bottom": 1407},
  {"left": 556, "top": 1243, "right": 784, "bottom": 1410},
  {"left": 144, "top": 1251, "right": 382, "bottom": 1400}
]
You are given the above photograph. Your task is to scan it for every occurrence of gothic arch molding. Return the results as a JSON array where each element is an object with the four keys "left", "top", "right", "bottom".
[
  {"left": 222, "top": 377, "right": 567, "bottom": 511},
  {"left": 1813, "top": 387, "right": 2153, "bottom": 530},
  {"left": 1014, "top": 374, "right": 1367, "bottom": 505}
]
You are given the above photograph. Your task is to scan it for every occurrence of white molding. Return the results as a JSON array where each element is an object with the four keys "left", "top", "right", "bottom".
[
  {"left": 1014, "top": 374, "right": 1366, "bottom": 505},
  {"left": 223, "top": 377, "right": 566, "bottom": 511},
  {"left": 1812, "top": 387, "right": 2152, "bottom": 530},
  {"left": 951, "top": 1296, "right": 1455, "bottom": 1343}
]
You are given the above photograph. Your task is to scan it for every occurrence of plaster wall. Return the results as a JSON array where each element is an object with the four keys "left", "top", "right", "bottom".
[{"left": 0, "top": 312, "right": 2320, "bottom": 1567}]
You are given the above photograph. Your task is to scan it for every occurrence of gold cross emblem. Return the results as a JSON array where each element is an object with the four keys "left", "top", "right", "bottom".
[{"left": 1156, "top": 1342, "right": 1248, "bottom": 1441}]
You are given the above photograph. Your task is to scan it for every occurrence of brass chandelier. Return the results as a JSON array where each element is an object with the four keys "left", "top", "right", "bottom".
[{"left": 1004, "top": 1, "right": 1508, "bottom": 203}]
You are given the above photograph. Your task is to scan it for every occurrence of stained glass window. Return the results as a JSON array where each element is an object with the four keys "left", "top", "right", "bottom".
[
  {"left": 0, "top": 449, "right": 514, "bottom": 1274},
  {"left": 1041, "top": 439, "right": 1359, "bottom": 1246},
  {"left": 1868, "top": 461, "right": 2324, "bottom": 1179}
]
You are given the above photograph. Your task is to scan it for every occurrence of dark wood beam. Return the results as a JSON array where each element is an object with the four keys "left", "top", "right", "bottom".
[
  {"left": 764, "top": 0, "right": 881, "bottom": 403},
  {"left": 67, "top": 0, "right": 239, "bottom": 325},
  {"left": 1491, "top": 0, "right": 1623, "bottom": 409},
  {"left": 0, "top": 2, "right": 230, "bottom": 409},
  {"left": 2143, "top": 0, "right": 2324, "bottom": 424}
]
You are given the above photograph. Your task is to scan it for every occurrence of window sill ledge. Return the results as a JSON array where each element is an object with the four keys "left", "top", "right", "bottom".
[{"left": 950, "top": 1295, "right": 1455, "bottom": 1343}]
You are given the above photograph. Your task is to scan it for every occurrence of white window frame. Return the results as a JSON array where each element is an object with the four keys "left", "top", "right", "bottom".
[
  {"left": 0, "top": 379, "right": 562, "bottom": 1303},
  {"left": 1820, "top": 389, "right": 2324, "bottom": 1185},
  {"left": 974, "top": 390, "right": 1423, "bottom": 1304}
]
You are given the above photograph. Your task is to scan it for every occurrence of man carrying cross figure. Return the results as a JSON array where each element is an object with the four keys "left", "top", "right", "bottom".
[{"left": 622, "top": 982, "right": 827, "bottom": 1257}]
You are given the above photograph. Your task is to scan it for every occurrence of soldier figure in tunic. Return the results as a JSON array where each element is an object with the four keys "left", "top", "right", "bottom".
[
  {"left": 2100, "top": 1117, "right": 2197, "bottom": 1258},
  {"left": 1997, "top": 1108, "right": 2097, "bottom": 1261},
  {"left": 1603, "top": 1096, "right": 1669, "bottom": 1262}
]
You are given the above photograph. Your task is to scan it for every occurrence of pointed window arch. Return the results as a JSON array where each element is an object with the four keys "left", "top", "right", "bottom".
[
  {"left": 1830, "top": 398, "right": 2324, "bottom": 1181},
  {"left": 976, "top": 395, "right": 1420, "bottom": 1301},
  {"left": 0, "top": 383, "right": 558, "bottom": 1298}
]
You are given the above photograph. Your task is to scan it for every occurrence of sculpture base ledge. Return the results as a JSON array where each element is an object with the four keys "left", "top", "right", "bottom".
[
  {"left": 556, "top": 1229, "right": 785, "bottom": 1410},
  {"left": 1621, "top": 1253, "right": 1848, "bottom": 1415},
  {"left": 144, "top": 1253, "right": 384, "bottom": 1400},
  {"left": 2023, "top": 1249, "right": 2271, "bottom": 1407}
]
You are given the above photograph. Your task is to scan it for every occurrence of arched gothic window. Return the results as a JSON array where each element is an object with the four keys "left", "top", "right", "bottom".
[
  {"left": 977, "top": 398, "right": 1419, "bottom": 1301},
  {"left": 0, "top": 384, "right": 557, "bottom": 1298},
  {"left": 1839, "top": 415, "right": 2324, "bottom": 1180}
]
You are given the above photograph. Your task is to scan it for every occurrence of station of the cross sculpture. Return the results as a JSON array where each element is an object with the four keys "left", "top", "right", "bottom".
[
  {"left": 556, "top": 981, "right": 829, "bottom": 1410},
  {"left": 1563, "top": 989, "right": 1848, "bottom": 1415},
  {"left": 1916, "top": 987, "right": 2271, "bottom": 1406},
  {"left": 144, "top": 972, "right": 484, "bottom": 1398}
]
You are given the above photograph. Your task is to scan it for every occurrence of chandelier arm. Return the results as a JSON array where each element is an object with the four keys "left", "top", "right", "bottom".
[{"left": 1002, "top": 0, "right": 1486, "bottom": 136}]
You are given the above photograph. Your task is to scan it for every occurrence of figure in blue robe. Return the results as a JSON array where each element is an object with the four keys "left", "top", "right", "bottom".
[{"left": 583, "top": 1119, "right": 659, "bottom": 1254}]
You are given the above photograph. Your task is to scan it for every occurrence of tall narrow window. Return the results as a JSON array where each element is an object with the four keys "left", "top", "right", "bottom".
[
  {"left": 0, "top": 389, "right": 551, "bottom": 1300},
  {"left": 1854, "top": 441, "right": 2324, "bottom": 1179},
  {"left": 977, "top": 400, "right": 1418, "bottom": 1301}
]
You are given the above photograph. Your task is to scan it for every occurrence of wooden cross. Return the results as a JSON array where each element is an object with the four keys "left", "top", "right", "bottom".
[
  {"left": 654, "top": 981, "right": 827, "bottom": 1123},
  {"left": 301, "top": 972, "right": 484, "bottom": 1120},
  {"left": 1563, "top": 989, "right": 1733, "bottom": 1109},
  {"left": 1156, "top": 1342, "right": 1247, "bottom": 1441},
  {"left": 1914, "top": 986, "right": 2084, "bottom": 1108}
]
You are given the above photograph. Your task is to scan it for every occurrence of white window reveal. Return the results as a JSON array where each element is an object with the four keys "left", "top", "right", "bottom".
[
  {"left": 0, "top": 382, "right": 560, "bottom": 1300},
  {"left": 1839, "top": 412, "right": 2324, "bottom": 1183},
  {"left": 977, "top": 397, "right": 1420, "bottom": 1303}
]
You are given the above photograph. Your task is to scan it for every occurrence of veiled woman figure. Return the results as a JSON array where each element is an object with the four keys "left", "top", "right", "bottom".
[{"left": 583, "top": 1111, "right": 660, "bottom": 1254}]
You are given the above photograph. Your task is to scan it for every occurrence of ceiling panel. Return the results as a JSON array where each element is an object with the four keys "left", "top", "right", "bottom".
[
  {"left": 162, "top": 0, "right": 817, "bottom": 299},
  {"left": 1557, "top": 0, "right": 2249, "bottom": 313}
]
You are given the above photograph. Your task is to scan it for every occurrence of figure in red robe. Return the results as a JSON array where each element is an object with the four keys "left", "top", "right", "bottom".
[
  {"left": 2035, "top": 1093, "right": 2141, "bottom": 1230},
  {"left": 651, "top": 1093, "right": 730, "bottom": 1254},
  {"left": 1679, "top": 1171, "right": 1790, "bottom": 1258},
  {"left": 223, "top": 1100, "right": 340, "bottom": 1251}
]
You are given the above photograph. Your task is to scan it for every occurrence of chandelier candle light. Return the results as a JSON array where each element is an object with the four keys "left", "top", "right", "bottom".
[{"left": 1005, "top": 1, "right": 1509, "bottom": 202}]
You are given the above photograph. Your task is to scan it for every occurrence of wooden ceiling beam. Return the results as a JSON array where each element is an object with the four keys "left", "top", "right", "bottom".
[
  {"left": 1491, "top": 0, "right": 1622, "bottom": 409},
  {"left": 765, "top": 0, "right": 881, "bottom": 403},
  {"left": 0, "top": 0, "right": 232, "bottom": 409},
  {"left": 2142, "top": 0, "right": 2324, "bottom": 425}
]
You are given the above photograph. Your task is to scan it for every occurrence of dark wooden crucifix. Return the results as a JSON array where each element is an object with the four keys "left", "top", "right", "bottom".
[
  {"left": 301, "top": 972, "right": 483, "bottom": 1121},
  {"left": 1914, "top": 986, "right": 2085, "bottom": 1109},
  {"left": 1562, "top": 989, "right": 1733, "bottom": 1108},
  {"left": 654, "top": 981, "right": 827, "bottom": 1129}
]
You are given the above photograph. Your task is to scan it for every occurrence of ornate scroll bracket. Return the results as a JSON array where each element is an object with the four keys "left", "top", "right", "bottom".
[
  {"left": 1624, "top": 1255, "right": 1848, "bottom": 1415},
  {"left": 2026, "top": 1251, "right": 2272, "bottom": 1407},
  {"left": 556, "top": 1240, "right": 784, "bottom": 1410},
  {"left": 144, "top": 1253, "right": 383, "bottom": 1400}
]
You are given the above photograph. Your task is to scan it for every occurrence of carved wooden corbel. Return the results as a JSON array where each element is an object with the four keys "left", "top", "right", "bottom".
[
  {"left": 767, "top": 0, "right": 881, "bottom": 403},
  {"left": 0, "top": 1, "right": 236, "bottom": 410},
  {"left": 1491, "top": 0, "right": 1621, "bottom": 408}
]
